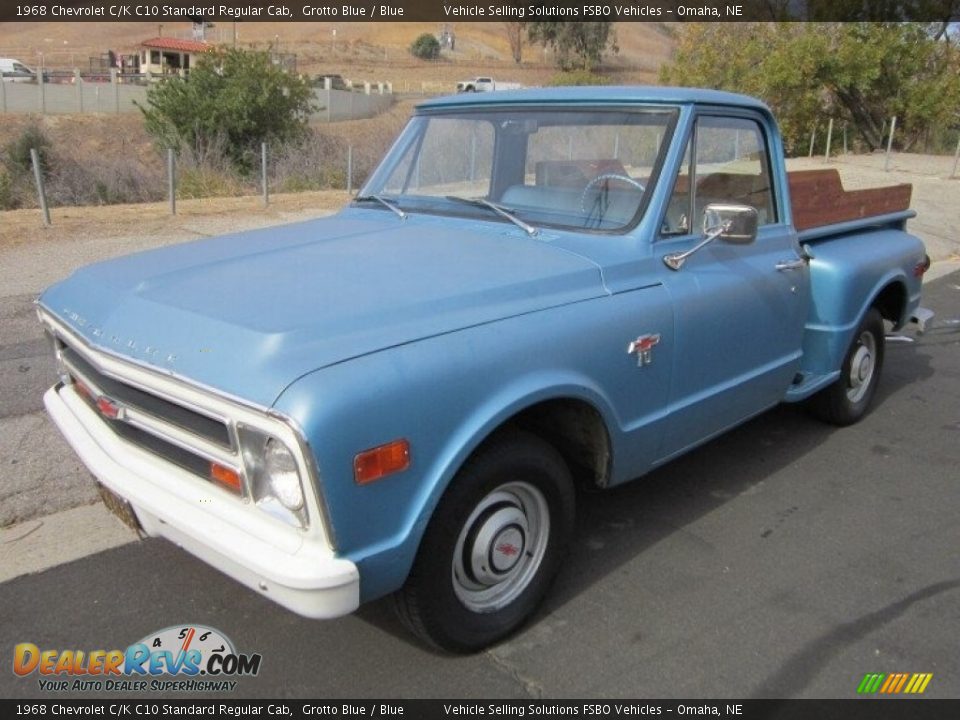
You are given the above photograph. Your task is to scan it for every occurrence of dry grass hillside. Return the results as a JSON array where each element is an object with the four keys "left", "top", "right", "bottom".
[{"left": 0, "top": 21, "right": 675, "bottom": 87}]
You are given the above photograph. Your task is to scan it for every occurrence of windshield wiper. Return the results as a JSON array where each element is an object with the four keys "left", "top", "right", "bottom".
[
  {"left": 445, "top": 196, "right": 538, "bottom": 237},
  {"left": 355, "top": 194, "right": 407, "bottom": 220}
]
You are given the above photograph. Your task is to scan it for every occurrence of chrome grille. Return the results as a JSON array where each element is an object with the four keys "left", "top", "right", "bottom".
[
  {"left": 57, "top": 338, "right": 242, "bottom": 490},
  {"left": 61, "top": 345, "right": 231, "bottom": 448}
]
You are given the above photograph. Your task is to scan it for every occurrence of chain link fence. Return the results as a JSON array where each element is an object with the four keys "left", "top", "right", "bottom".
[{"left": 1, "top": 131, "right": 393, "bottom": 219}]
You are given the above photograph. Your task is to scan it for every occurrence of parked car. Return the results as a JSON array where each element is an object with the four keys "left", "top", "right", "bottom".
[
  {"left": 39, "top": 87, "right": 932, "bottom": 653},
  {"left": 1, "top": 58, "right": 37, "bottom": 83},
  {"left": 315, "top": 73, "right": 347, "bottom": 90}
]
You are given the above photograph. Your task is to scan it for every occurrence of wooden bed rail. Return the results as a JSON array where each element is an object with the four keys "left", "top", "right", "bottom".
[{"left": 787, "top": 169, "right": 912, "bottom": 231}]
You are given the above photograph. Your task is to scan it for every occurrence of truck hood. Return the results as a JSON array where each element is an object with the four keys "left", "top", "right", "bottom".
[{"left": 40, "top": 213, "right": 605, "bottom": 407}]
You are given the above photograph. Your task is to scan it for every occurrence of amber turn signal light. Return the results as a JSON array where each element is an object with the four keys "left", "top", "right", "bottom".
[
  {"left": 210, "top": 462, "right": 242, "bottom": 493},
  {"left": 354, "top": 439, "right": 411, "bottom": 485}
]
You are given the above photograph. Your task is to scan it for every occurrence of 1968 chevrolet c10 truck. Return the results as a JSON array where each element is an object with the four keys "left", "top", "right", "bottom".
[{"left": 39, "top": 87, "right": 932, "bottom": 652}]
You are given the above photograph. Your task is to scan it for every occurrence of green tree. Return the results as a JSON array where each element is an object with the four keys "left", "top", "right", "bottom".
[
  {"left": 661, "top": 22, "right": 960, "bottom": 154},
  {"left": 410, "top": 33, "right": 441, "bottom": 60},
  {"left": 527, "top": 22, "right": 618, "bottom": 71},
  {"left": 138, "top": 48, "right": 315, "bottom": 172}
]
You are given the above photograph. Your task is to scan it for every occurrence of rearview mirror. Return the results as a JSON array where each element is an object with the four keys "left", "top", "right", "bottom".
[{"left": 702, "top": 203, "right": 758, "bottom": 245}]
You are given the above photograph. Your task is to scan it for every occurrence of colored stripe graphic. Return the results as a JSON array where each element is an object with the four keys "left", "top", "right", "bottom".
[
  {"left": 858, "top": 672, "right": 932, "bottom": 694},
  {"left": 905, "top": 673, "right": 933, "bottom": 694},
  {"left": 857, "top": 673, "right": 885, "bottom": 694}
]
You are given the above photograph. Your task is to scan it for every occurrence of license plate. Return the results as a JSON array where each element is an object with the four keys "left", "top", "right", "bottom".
[{"left": 97, "top": 483, "right": 142, "bottom": 533}]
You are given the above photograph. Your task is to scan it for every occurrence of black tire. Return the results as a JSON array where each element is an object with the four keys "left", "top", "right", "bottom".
[
  {"left": 809, "top": 307, "right": 885, "bottom": 426},
  {"left": 393, "top": 430, "right": 575, "bottom": 653}
]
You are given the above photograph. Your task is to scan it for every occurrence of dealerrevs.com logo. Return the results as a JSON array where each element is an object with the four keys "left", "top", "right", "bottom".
[{"left": 13, "top": 625, "right": 262, "bottom": 692}]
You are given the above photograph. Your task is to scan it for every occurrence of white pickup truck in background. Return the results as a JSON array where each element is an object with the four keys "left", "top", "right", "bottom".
[{"left": 456, "top": 76, "right": 523, "bottom": 93}]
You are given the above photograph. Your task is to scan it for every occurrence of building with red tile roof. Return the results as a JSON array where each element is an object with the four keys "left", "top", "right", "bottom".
[{"left": 139, "top": 37, "right": 212, "bottom": 77}]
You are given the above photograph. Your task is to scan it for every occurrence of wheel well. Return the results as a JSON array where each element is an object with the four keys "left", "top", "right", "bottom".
[
  {"left": 872, "top": 281, "right": 907, "bottom": 326},
  {"left": 498, "top": 399, "right": 612, "bottom": 489}
]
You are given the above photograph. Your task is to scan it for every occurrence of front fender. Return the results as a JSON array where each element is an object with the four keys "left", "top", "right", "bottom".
[{"left": 272, "top": 288, "right": 673, "bottom": 602}]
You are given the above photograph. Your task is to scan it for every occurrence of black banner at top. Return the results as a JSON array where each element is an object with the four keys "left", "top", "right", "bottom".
[{"left": 2, "top": 0, "right": 959, "bottom": 23}]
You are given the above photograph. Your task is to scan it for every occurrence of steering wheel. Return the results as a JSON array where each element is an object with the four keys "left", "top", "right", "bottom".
[{"left": 580, "top": 173, "right": 646, "bottom": 215}]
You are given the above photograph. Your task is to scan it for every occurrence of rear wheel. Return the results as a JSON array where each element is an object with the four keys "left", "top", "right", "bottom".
[
  {"left": 394, "top": 431, "right": 575, "bottom": 653},
  {"left": 809, "top": 307, "right": 885, "bottom": 426}
]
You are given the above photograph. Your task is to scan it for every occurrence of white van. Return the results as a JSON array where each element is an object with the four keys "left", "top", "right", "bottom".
[{"left": 1, "top": 58, "right": 37, "bottom": 82}]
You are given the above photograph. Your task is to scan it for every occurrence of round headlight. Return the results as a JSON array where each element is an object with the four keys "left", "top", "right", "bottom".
[{"left": 264, "top": 438, "right": 304, "bottom": 511}]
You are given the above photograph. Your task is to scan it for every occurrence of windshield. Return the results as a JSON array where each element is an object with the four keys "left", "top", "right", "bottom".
[{"left": 358, "top": 107, "right": 677, "bottom": 232}]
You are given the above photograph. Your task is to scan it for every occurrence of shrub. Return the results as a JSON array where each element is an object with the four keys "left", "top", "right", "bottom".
[
  {"left": 3, "top": 120, "right": 53, "bottom": 179},
  {"left": 410, "top": 33, "right": 441, "bottom": 61},
  {"left": 45, "top": 154, "right": 166, "bottom": 206},
  {"left": 139, "top": 48, "right": 316, "bottom": 174},
  {"left": 271, "top": 132, "right": 343, "bottom": 191},
  {"left": 0, "top": 168, "right": 14, "bottom": 210}
]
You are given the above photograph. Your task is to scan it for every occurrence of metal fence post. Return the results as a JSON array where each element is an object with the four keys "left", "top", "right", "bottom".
[
  {"left": 38, "top": 73, "right": 46, "bottom": 113},
  {"left": 74, "top": 69, "right": 83, "bottom": 112},
  {"left": 0, "top": 76, "right": 6, "bottom": 112},
  {"left": 885, "top": 115, "right": 897, "bottom": 172},
  {"left": 110, "top": 68, "right": 119, "bottom": 113},
  {"left": 824, "top": 118, "right": 834, "bottom": 162},
  {"left": 951, "top": 136, "right": 960, "bottom": 179},
  {"left": 167, "top": 148, "right": 176, "bottom": 215},
  {"left": 843, "top": 125, "right": 848, "bottom": 156},
  {"left": 30, "top": 149, "right": 51, "bottom": 226},
  {"left": 808, "top": 127, "right": 816, "bottom": 158},
  {"left": 261, "top": 142, "right": 269, "bottom": 206},
  {"left": 347, "top": 145, "right": 353, "bottom": 193}
]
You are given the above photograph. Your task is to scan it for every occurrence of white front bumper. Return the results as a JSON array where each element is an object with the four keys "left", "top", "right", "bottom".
[{"left": 44, "top": 384, "right": 360, "bottom": 619}]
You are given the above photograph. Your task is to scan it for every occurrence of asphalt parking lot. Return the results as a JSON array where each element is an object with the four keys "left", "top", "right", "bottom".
[{"left": 1, "top": 267, "right": 958, "bottom": 699}]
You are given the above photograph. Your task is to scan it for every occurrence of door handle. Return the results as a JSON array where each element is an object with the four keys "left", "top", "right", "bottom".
[{"left": 775, "top": 259, "right": 806, "bottom": 272}]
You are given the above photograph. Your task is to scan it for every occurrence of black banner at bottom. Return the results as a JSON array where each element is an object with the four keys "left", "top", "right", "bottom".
[{"left": 2, "top": 700, "right": 958, "bottom": 720}]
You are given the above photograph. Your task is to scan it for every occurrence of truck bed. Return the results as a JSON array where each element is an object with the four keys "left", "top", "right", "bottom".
[{"left": 787, "top": 168, "right": 912, "bottom": 231}]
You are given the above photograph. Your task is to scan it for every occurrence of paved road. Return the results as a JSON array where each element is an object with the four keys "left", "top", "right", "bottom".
[
  {"left": 0, "top": 293, "right": 98, "bottom": 526},
  {"left": 2, "top": 273, "right": 958, "bottom": 700}
]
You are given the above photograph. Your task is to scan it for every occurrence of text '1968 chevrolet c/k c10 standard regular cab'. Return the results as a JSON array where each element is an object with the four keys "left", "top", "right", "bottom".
[{"left": 38, "top": 87, "right": 932, "bottom": 652}]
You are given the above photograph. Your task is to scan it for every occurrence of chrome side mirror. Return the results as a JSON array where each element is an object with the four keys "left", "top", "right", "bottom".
[
  {"left": 663, "top": 203, "right": 758, "bottom": 271},
  {"left": 703, "top": 203, "right": 758, "bottom": 245}
]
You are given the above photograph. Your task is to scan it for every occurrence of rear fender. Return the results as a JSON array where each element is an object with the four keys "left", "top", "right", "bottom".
[{"left": 800, "top": 228, "right": 923, "bottom": 376}]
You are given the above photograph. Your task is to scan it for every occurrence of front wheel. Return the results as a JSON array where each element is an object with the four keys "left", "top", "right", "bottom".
[
  {"left": 809, "top": 307, "right": 885, "bottom": 426},
  {"left": 393, "top": 431, "right": 575, "bottom": 653}
]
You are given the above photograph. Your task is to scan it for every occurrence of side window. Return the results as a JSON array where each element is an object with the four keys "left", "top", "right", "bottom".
[{"left": 663, "top": 116, "right": 776, "bottom": 236}]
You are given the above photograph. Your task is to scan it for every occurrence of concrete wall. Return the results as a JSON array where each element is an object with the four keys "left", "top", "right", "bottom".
[
  {"left": 313, "top": 87, "right": 394, "bottom": 123},
  {"left": 0, "top": 80, "right": 394, "bottom": 122},
  {"left": 0, "top": 80, "right": 148, "bottom": 114}
]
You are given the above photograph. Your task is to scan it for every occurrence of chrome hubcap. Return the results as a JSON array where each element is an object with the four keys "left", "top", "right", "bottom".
[
  {"left": 847, "top": 331, "right": 876, "bottom": 403},
  {"left": 453, "top": 482, "right": 549, "bottom": 613}
]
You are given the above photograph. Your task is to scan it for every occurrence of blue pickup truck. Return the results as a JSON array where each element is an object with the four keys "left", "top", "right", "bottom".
[{"left": 39, "top": 87, "right": 931, "bottom": 652}]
